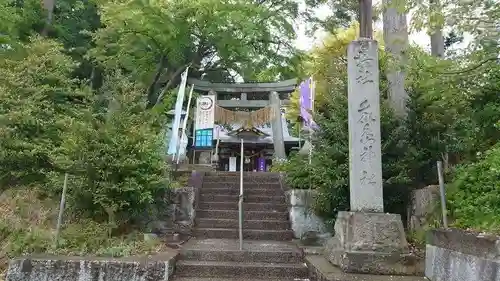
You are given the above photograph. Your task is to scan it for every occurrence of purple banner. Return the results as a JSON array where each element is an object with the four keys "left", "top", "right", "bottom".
[
  {"left": 299, "top": 78, "right": 312, "bottom": 126},
  {"left": 257, "top": 158, "right": 266, "bottom": 171}
]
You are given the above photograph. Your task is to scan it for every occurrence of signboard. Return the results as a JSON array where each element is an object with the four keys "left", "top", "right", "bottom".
[
  {"left": 195, "top": 95, "right": 215, "bottom": 130},
  {"left": 194, "top": 128, "right": 213, "bottom": 148},
  {"left": 229, "top": 157, "right": 237, "bottom": 172},
  {"left": 194, "top": 95, "right": 215, "bottom": 149}
]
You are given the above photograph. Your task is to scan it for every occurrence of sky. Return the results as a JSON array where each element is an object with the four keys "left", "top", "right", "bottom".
[{"left": 293, "top": 1, "right": 471, "bottom": 51}]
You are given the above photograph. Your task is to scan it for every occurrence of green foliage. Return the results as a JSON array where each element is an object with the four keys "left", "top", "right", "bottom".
[
  {"left": 0, "top": 36, "right": 169, "bottom": 232},
  {"left": 404, "top": 48, "right": 500, "bottom": 185},
  {"left": 0, "top": 218, "right": 163, "bottom": 258},
  {"left": 51, "top": 72, "right": 169, "bottom": 225},
  {"left": 0, "top": 37, "right": 89, "bottom": 185},
  {"left": 281, "top": 23, "right": 500, "bottom": 225},
  {"left": 0, "top": 188, "right": 163, "bottom": 268},
  {"left": 90, "top": 0, "right": 302, "bottom": 105},
  {"left": 447, "top": 145, "right": 500, "bottom": 233},
  {"left": 0, "top": 0, "right": 22, "bottom": 45}
]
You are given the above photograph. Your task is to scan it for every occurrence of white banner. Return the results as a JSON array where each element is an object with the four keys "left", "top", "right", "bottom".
[
  {"left": 167, "top": 67, "right": 189, "bottom": 155},
  {"left": 195, "top": 95, "right": 216, "bottom": 130}
]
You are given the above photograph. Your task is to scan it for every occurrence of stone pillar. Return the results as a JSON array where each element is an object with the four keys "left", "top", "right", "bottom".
[
  {"left": 347, "top": 38, "right": 383, "bottom": 213},
  {"left": 323, "top": 39, "right": 420, "bottom": 276},
  {"left": 270, "top": 91, "right": 286, "bottom": 160}
]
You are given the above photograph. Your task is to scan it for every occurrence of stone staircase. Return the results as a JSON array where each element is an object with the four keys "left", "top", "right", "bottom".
[{"left": 173, "top": 172, "right": 309, "bottom": 281}]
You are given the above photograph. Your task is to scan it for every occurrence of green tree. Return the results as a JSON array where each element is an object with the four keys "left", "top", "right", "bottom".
[
  {"left": 51, "top": 72, "right": 169, "bottom": 226},
  {"left": 90, "top": 0, "right": 302, "bottom": 107},
  {"left": 0, "top": 37, "right": 89, "bottom": 185}
]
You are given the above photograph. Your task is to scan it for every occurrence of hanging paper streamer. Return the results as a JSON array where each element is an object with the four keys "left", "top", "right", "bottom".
[{"left": 214, "top": 105, "right": 274, "bottom": 127}]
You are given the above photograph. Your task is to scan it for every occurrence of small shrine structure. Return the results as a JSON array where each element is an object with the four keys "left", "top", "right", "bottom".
[{"left": 188, "top": 78, "right": 302, "bottom": 171}]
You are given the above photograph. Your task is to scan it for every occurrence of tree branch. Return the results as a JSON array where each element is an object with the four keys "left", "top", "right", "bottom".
[
  {"left": 153, "top": 64, "right": 191, "bottom": 107},
  {"left": 146, "top": 55, "right": 167, "bottom": 105},
  {"left": 433, "top": 57, "right": 499, "bottom": 75}
]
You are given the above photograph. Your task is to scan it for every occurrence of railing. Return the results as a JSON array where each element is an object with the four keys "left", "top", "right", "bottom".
[{"left": 239, "top": 138, "right": 244, "bottom": 250}]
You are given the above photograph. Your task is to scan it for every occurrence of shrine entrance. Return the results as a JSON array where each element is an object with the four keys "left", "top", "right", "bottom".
[
  {"left": 187, "top": 78, "right": 303, "bottom": 167},
  {"left": 217, "top": 143, "right": 272, "bottom": 172},
  {"left": 216, "top": 126, "right": 274, "bottom": 172}
]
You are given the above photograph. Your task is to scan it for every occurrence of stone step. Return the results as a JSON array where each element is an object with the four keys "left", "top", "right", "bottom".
[
  {"left": 194, "top": 228, "right": 294, "bottom": 240},
  {"left": 197, "top": 209, "right": 289, "bottom": 221},
  {"left": 200, "top": 187, "right": 284, "bottom": 196},
  {"left": 200, "top": 194, "right": 286, "bottom": 204},
  {"left": 202, "top": 182, "right": 282, "bottom": 189},
  {"left": 181, "top": 248, "right": 302, "bottom": 263},
  {"left": 205, "top": 171, "right": 280, "bottom": 175},
  {"left": 204, "top": 172, "right": 280, "bottom": 178},
  {"left": 196, "top": 218, "right": 289, "bottom": 230},
  {"left": 198, "top": 202, "right": 288, "bottom": 212},
  {"left": 203, "top": 178, "right": 280, "bottom": 184},
  {"left": 174, "top": 277, "right": 309, "bottom": 281},
  {"left": 175, "top": 261, "right": 308, "bottom": 278}
]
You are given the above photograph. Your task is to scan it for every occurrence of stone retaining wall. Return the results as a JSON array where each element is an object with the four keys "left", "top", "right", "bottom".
[
  {"left": 6, "top": 253, "right": 178, "bottom": 281},
  {"left": 285, "top": 189, "right": 331, "bottom": 245},
  {"left": 426, "top": 228, "right": 500, "bottom": 281}
]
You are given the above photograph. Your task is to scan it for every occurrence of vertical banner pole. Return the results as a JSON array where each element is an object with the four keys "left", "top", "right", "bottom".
[
  {"left": 176, "top": 84, "right": 195, "bottom": 165},
  {"left": 239, "top": 138, "right": 244, "bottom": 250}
]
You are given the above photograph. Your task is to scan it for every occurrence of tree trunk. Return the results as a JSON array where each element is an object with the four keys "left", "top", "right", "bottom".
[
  {"left": 152, "top": 66, "right": 189, "bottom": 107},
  {"left": 41, "top": 0, "right": 55, "bottom": 36},
  {"left": 383, "top": 0, "right": 409, "bottom": 118},
  {"left": 430, "top": 29, "right": 445, "bottom": 58},
  {"left": 146, "top": 55, "right": 167, "bottom": 107},
  {"left": 429, "top": 0, "right": 445, "bottom": 57},
  {"left": 359, "top": 0, "right": 373, "bottom": 38}
]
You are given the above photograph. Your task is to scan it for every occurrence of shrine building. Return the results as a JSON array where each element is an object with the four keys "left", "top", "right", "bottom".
[{"left": 186, "top": 78, "right": 302, "bottom": 172}]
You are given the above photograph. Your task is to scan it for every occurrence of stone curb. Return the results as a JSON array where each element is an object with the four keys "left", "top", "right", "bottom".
[
  {"left": 427, "top": 228, "right": 500, "bottom": 259},
  {"left": 6, "top": 252, "right": 179, "bottom": 281}
]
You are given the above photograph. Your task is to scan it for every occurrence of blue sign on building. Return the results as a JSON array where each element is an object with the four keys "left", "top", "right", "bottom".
[{"left": 195, "top": 128, "right": 213, "bottom": 148}]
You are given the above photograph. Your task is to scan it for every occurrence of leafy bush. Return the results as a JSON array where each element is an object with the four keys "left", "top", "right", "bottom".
[
  {"left": 447, "top": 144, "right": 500, "bottom": 233},
  {"left": 0, "top": 187, "right": 165, "bottom": 273},
  {"left": 50, "top": 72, "right": 169, "bottom": 227},
  {"left": 280, "top": 25, "right": 500, "bottom": 226},
  {"left": 0, "top": 37, "right": 89, "bottom": 185}
]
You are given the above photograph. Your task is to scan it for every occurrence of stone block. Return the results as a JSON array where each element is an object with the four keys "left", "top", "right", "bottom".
[
  {"left": 426, "top": 228, "right": 500, "bottom": 281},
  {"left": 409, "top": 185, "right": 439, "bottom": 231},
  {"left": 285, "top": 189, "right": 331, "bottom": 245},
  {"left": 324, "top": 211, "right": 422, "bottom": 275},
  {"left": 6, "top": 253, "right": 177, "bottom": 281},
  {"left": 171, "top": 186, "right": 195, "bottom": 234},
  {"left": 306, "top": 254, "right": 426, "bottom": 281}
]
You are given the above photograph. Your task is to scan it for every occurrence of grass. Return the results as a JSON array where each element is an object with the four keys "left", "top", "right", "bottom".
[{"left": 0, "top": 187, "right": 169, "bottom": 280}]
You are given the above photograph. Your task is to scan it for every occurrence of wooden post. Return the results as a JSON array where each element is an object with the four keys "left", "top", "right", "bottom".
[
  {"left": 359, "top": 0, "right": 373, "bottom": 38},
  {"left": 54, "top": 173, "right": 69, "bottom": 248},
  {"left": 437, "top": 161, "right": 448, "bottom": 228}
]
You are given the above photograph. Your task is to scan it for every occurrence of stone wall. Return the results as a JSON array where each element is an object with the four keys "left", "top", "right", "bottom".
[
  {"left": 170, "top": 186, "right": 195, "bottom": 234},
  {"left": 146, "top": 171, "right": 202, "bottom": 236},
  {"left": 409, "top": 185, "right": 440, "bottom": 231},
  {"left": 426, "top": 228, "right": 500, "bottom": 281},
  {"left": 6, "top": 253, "right": 177, "bottom": 281},
  {"left": 285, "top": 189, "right": 331, "bottom": 245}
]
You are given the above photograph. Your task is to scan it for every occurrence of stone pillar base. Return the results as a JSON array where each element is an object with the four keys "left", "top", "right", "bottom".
[{"left": 324, "top": 211, "right": 423, "bottom": 275}]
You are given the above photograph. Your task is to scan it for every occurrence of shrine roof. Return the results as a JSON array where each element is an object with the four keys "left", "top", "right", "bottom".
[
  {"left": 227, "top": 126, "right": 269, "bottom": 137},
  {"left": 188, "top": 78, "right": 297, "bottom": 93}
]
